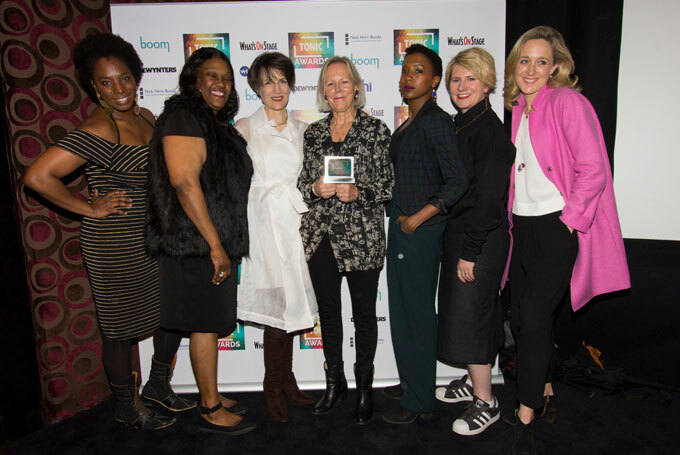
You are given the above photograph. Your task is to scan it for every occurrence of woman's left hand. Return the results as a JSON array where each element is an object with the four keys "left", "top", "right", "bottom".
[
  {"left": 457, "top": 259, "right": 476, "bottom": 283},
  {"left": 336, "top": 183, "right": 358, "bottom": 203}
]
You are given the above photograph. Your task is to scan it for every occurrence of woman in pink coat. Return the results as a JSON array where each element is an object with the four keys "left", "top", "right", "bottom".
[{"left": 503, "top": 26, "right": 630, "bottom": 455}]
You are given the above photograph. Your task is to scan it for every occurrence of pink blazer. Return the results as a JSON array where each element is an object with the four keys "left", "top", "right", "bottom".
[{"left": 502, "top": 85, "right": 630, "bottom": 311}]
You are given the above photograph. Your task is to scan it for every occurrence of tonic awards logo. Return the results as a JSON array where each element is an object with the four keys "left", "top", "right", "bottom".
[
  {"left": 291, "top": 109, "right": 326, "bottom": 124},
  {"left": 183, "top": 33, "right": 230, "bottom": 60},
  {"left": 288, "top": 32, "right": 334, "bottom": 68},
  {"left": 299, "top": 321, "right": 323, "bottom": 349},
  {"left": 394, "top": 105, "right": 409, "bottom": 129},
  {"left": 393, "top": 29, "right": 439, "bottom": 65},
  {"left": 218, "top": 322, "right": 245, "bottom": 351}
]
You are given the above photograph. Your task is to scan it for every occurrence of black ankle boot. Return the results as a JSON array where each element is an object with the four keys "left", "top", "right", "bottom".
[
  {"left": 141, "top": 356, "right": 196, "bottom": 412},
  {"left": 354, "top": 364, "right": 374, "bottom": 424},
  {"left": 111, "top": 373, "right": 176, "bottom": 430},
  {"left": 312, "top": 362, "right": 347, "bottom": 415},
  {"left": 510, "top": 414, "right": 536, "bottom": 455}
]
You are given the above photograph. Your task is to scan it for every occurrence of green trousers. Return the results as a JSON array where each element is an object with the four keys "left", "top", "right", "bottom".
[{"left": 387, "top": 204, "right": 445, "bottom": 412}]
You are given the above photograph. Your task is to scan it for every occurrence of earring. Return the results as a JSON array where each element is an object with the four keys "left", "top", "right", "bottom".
[
  {"left": 354, "top": 90, "right": 359, "bottom": 100},
  {"left": 96, "top": 91, "right": 113, "bottom": 115},
  {"left": 133, "top": 93, "right": 141, "bottom": 116},
  {"left": 432, "top": 89, "right": 437, "bottom": 102}
]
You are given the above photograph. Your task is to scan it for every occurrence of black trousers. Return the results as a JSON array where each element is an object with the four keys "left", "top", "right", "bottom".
[
  {"left": 509, "top": 211, "right": 578, "bottom": 410},
  {"left": 307, "top": 235, "right": 381, "bottom": 375}
]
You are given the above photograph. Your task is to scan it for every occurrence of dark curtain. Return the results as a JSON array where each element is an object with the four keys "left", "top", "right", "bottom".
[{"left": 505, "top": 0, "right": 623, "bottom": 169}]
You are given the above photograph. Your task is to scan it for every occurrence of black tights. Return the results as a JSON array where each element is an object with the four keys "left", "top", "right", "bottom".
[{"left": 101, "top": 328, "right": 183, "bottom": 384}]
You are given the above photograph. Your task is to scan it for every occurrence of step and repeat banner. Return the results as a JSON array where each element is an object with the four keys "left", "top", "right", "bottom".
[{"left": 110, "top": 0, "right": 506, "bottom": 392}]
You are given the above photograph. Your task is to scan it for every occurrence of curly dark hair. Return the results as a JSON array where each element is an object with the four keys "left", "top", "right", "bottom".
[
  {"left": 73, "top": 33, "right": 143, "bottom": 103},
  {"left": 246, "top": 52, "right": 296, "bottom": 94},
  {"left": 404, "top": 44, "right": 443, "bottom": 89},
  {"left": 178, "top": 48, "right": 239, "bottom": 122}
]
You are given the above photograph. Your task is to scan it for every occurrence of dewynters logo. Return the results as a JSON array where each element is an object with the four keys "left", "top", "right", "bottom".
[
  {"left": 393, "top": 29, "right": 439, "bottom": 65},
  {"left": 300, "top": 321, "right": 323, "bottom": 349},
  {"left": 288, "top": 32, "right": 334, "bottom": 68},
  {"left": 218, "top": 321, "right": 245, "bottom": 350},
  {"left": 183, "top": 33, "right": 230, "bottom": 60}
]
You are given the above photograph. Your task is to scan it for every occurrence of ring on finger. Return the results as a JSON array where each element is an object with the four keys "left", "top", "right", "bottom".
[{"left": 218, "top": 271, "right": 225, "bottom": 278}]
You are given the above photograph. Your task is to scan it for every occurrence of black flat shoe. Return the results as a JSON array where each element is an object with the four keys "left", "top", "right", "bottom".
[
  {"left": 382, "top": 406, "right": 432, "bottom": 425},
  {"left": 198, "top": 402, "right": 256, "bottom": 435},
  {"left": 225, "top": 400, "right": 248, "bottom": 416},
  {"left": 382, "top": 384, "right": 403, "bottom": 400}
]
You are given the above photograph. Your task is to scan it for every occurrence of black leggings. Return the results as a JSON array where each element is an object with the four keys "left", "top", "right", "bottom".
[
  {"left": 101, "top": 328, "right": 182, "bottom": 384},
  {"left": 307, "top": 235, "right": 381, "bottom": 375}
]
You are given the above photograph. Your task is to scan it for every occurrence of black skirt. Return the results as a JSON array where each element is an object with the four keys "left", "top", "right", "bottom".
[
  {"left": 159, "top": 255, "right": 237, "bottom": 335},
  {"left": 437, "top": 227, "right": 508, "bottom": 366}
]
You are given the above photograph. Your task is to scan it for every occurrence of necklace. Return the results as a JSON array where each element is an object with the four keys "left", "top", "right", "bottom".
[{"left": 455, "top": 102, "right": 489, "bottom": 134}]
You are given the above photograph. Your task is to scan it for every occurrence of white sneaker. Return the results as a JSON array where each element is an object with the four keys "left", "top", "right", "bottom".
[
  {"left": 451, "top": 396, "right": 500, "bottom": 436},
  {"left": 435, "top": 374, "right": 474, "bottom": 403}
]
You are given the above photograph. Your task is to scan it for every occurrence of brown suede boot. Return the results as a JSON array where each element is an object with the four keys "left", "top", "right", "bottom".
[
  {"left": 263, "top": 326, "right": 288, "bottom": 422},
  {"left": 282, "top": 332, "right": 315, "bottom": 405}
]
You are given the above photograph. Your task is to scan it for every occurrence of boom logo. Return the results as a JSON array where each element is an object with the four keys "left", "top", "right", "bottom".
[
  {"left": 393, "top": 29, "right": 439, "bottom": 65},
  {"left": 218, "top": 321, "right": 245, "bottom": 350},
  {"left": 183, "top": 33, "right": 230, "bottom": 60},
  {"left": 288, "top": 32, "right": 334, "bottom": 68}
]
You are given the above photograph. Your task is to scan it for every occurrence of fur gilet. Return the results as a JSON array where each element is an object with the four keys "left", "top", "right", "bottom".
[{"left": 145, "top": 94, "right": 253, "bottom": 259}]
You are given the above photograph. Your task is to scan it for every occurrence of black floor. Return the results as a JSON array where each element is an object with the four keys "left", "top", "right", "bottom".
[{"left": 5, "top": 378, "right": 679, "bottom": 455}]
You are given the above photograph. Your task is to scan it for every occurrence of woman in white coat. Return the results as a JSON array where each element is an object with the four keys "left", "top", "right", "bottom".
[{"left": 236, "top": 52, "right": 317, "bottom": 423}]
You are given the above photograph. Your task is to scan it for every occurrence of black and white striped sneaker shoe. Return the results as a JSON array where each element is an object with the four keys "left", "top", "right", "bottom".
[
  {"left": 435, "top": 374, "right": 474, "bottom": 403},
  {"left": 451, "top": 396, "right": 500, "bottom": 436}
]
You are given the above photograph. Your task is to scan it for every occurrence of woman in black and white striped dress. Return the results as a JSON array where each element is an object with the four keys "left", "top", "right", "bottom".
[{"left": 24, "top": 33, "right": 192, "bottom": 430}]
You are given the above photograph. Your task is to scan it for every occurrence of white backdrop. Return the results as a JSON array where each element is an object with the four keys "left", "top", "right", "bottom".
[{"left": 110, "top": 0, "right": 506, "bottom": 392}]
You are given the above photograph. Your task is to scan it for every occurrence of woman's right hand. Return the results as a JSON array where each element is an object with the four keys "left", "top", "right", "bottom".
[
  {"left": 90, "top": 189, "right": 132, "bottom": 218},
  {"left": 313, "top": 177, "right": 337, "bottom": 199},
  {"left": 210, "top": 245, "right": 231, "bottom": 285}
]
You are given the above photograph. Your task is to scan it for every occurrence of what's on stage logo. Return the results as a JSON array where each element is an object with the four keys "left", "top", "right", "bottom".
[
  {"left": 183, "top": 33, "right": 230, "bottom": 60},
  {"left": 288, "top": 32, "right": 334, "bottom": 68},
  {"left": 393, "top": 29, "right": 439, "bottom": 65},
  {"left": 299, "top": 321, "right": 323, "bottom": 349},
  {"left": 218, "top": 321, "right": 245, "bottom": 350}
]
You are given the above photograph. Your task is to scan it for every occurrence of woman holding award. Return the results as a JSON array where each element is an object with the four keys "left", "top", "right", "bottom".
[{"left": 297, "top": 56, "right": 393, "bottom": 424}]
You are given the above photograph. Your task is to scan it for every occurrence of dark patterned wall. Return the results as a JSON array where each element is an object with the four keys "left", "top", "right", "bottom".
[{"left": 0, "top": 0, "right": 111, "bottom": 424}]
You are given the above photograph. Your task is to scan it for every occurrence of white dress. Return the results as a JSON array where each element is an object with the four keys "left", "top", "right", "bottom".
[{"left": 236, "top": 106, "right": 318, "bottom": 332}]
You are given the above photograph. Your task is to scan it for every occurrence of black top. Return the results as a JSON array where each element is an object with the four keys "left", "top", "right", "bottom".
[
  {"left": 390, "top": 98, "right": 468, "bottom": 226},
  {"left": 160, "top": 107, "right": 204, "bottom": 137},
  {"left": 447, "top": 98, "right": 516, "bottom": 262}
]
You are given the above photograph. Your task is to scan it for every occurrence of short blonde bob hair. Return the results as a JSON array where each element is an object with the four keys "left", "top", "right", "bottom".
[
  {"left": 316, "top": 56, "right": 366, "bottom": 113},
  {"left": 445, "top": 47, "right": 497, "bottom": 95},
  {"left": 504, "top": 25, "right": 580, "bottom": 110}
]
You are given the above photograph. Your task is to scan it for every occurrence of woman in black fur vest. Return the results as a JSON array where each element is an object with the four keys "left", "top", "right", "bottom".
[{"left": 145, "top": 48, "right": 255, "bottom": 435}]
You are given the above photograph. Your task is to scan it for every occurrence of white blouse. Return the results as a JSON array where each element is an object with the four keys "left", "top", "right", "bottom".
[{"left": 512, "top": 113, "right": 565, "bottom": 216}]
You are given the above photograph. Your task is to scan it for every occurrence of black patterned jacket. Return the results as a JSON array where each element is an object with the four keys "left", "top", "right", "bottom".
[
  {"left": 298, "top": 110, "right": 393, "bottom": 272},
  {"left": 391, "top": 98, "right": 469, "bottom": 226}
]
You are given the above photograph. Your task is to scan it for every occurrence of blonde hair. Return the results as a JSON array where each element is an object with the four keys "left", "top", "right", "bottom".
[
  {"left": 316, "top": 56, "right": 366, "bottom": 113},
  {"left": 445, "top": 47, "right": 497, "bottom": 95},
  {"left": 504, "top": 26, "right": 580, "bottom": 110}
]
